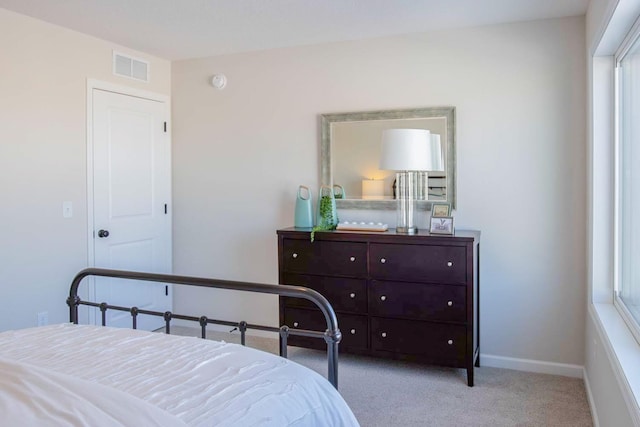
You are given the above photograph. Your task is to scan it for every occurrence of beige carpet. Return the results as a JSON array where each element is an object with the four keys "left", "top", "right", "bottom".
[{"left": 171, "top": 327, "right": 593, "bottom": 427}]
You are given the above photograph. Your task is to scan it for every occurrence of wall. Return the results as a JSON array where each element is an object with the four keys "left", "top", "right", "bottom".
[
  {"left": 172, "top": 16, "right": 587, "bottom": 369},
  {"left": 0, "top": 8, "right": 171, "bottom": 331}
]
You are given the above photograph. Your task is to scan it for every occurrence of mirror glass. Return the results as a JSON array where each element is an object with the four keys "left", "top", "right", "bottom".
[{"left": 321, "top": 107, "right": 456, "bottom": 210}]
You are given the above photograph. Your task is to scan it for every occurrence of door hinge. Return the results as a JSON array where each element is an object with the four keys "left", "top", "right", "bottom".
[
  {"left": 164, "top": 204, "right": 167, "bottom": 214},
  {"left": 163, "top": 121, "right": 167, "bottom": 132},
  {"left": 165, "top": 285, "right": 168, "bottom": 296}
]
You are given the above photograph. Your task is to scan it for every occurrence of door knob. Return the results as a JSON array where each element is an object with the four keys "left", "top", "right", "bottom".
[{"left": 98, "top": 229, "right": 110, "bottom": 238}]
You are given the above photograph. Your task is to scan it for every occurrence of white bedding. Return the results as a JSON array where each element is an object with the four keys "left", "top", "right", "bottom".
[
  {"left": 0, "top": 324, "right": 359, "bottom": 426},
  {"left": 0, "top": 358, "right": 187, "bottom": 427}
]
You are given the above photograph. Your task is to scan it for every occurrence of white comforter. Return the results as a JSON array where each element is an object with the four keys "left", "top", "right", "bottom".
[
  {"left": 0, "top": 358, "right": 187, "bottom": 427},
  {"left": 0, "top": 324, "right": 359, "bottom": 426}
]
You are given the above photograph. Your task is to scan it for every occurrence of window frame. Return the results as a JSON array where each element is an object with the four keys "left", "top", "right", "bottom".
[{"left": 614, "top": 14, "right": 640, "bottom": 346}]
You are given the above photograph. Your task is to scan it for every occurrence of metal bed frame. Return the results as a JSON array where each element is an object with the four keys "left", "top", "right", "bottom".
[{"left": 67, "top": 268, "right": 342, "bottom": 388}]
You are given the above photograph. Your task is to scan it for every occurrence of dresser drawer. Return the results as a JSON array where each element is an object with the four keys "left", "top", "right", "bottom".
[
  {"left": 283, "top": 308, "right": 368, "bottom": 350},
  {"left": 371, "top": 317, "right": 466, "bottom": 366},
  {"left": 281, "top": 273, "right": 367, "bottom": 313},
  {"left": 369, "top": 281, "right": 466, "bottom": 322},
  {"left": 282, "top": 239, "right": 367, "bottom": 277},
  {"left": 370, "top": 243, "right": 467, "bottom": 284}
]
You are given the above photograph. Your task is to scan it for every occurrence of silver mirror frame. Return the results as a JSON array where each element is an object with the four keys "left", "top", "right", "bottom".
[{"left": 321, "top": 107, "right": 456, "bottom": 210}]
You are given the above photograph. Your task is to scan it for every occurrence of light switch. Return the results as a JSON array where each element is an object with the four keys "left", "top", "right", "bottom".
[{"left": 63, "top": 201, "right": 73, "bottom": 218}]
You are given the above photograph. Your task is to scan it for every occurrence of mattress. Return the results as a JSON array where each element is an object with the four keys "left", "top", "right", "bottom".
[{"left": 0, "top": 324, "right": 359, "bottom": 426}]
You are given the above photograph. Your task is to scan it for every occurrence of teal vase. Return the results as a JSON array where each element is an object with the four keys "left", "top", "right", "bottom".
[{"left": 294, "top": 185, "right": 314, "bottom": 228}]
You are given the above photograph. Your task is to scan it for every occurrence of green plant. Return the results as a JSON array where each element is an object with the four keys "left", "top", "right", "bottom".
[{"left": 310, "top": 195, "right": 337, "bottom": 242}]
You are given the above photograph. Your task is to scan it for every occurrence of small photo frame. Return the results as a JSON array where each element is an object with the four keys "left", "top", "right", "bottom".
[
  {"left": 430, "top": 216, "right": 454, "bottom": 235},
  {"left": 431, "top": 203, "right": 451, "bottom": 218}
]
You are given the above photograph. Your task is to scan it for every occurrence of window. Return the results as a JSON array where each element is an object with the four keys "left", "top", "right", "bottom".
[{"left": 616, "top": 19, "right": 640, "bottom": 342}]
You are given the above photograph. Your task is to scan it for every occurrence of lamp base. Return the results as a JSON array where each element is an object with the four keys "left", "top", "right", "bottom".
[{"left": 396, "top": 226, "right": 418, "bottom": 235}]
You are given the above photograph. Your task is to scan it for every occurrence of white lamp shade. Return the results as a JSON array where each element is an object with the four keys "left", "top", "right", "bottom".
[
  {"left": 379, "top": 129, "right": 433, "bottom": 171},
  {"left": 430, "top": 134, "right": 444, "bottom": 172}
]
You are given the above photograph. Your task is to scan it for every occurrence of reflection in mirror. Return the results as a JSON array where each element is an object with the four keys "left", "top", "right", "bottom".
[{"left": 321, "top": 107, "right": 456, "bottom": 210}]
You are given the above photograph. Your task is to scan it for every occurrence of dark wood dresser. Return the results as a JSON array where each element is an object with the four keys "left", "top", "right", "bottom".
[{"left": 277, "top": 227, "right": 480, "bottom": 386}]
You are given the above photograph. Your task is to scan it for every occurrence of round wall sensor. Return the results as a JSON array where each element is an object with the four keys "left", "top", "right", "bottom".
[{"left": 210, "top": 74, "right": 227, "bottom": 89}]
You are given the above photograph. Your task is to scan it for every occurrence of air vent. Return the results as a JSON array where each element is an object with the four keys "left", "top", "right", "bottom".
[{"left": 113, "top": 51, "right": 149, "bottom": 82}]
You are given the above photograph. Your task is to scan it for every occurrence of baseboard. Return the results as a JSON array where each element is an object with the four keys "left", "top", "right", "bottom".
[
  {"left": 583, "top": 368, "right": 601, "bottom": 427},
  {"left": 173, "top": 320, "right": 585, "bottom": 377},
  {"left": 480, "top": 353, "right": 584, "bottom": 378},
  {"left": 172, "top": 319, "right": 279, "bottom": 339}
]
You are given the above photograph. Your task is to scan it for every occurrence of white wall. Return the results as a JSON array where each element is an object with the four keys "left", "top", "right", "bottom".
[
  {"left": 0, "top": 8, "right": 171, "bottom": 331},
  {"left": 172, "top": 17, "right": 587, "bottom": 368}
]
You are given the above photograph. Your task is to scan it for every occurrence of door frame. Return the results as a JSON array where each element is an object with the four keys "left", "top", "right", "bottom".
[{"left": 85, "top": 79, "right": 172, "bottom": 323}]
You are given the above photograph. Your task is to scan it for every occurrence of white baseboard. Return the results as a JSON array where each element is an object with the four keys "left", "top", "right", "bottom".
[
  {"left": 583, "top": 369, "right": 601, "bottom": 427},
  {"left": 480, "top": 353, "right": 584, "bottom": 378},
  {"left": 172, "top": 319, "right": 279, "bottom": 339},
  {"left": 173, "top": 320, "right": 585, "bottom": 378}
]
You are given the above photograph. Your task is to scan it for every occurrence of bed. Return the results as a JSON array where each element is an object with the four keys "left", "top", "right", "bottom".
[{"left": 0, "top": 268, "right": 359, "bottom": 426}]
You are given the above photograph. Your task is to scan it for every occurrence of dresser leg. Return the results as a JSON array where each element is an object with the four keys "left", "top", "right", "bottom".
[
  {"left": 467, "top": 367, "right": 474, "bottom": 387},
  {"left": 475, "top": 353, "right": 480, "bottom": 367}
]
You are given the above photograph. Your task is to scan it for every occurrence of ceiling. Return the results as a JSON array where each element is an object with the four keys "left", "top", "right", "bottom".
[{"left": 0, "top": 0, "right": 590, "bottom": 60}]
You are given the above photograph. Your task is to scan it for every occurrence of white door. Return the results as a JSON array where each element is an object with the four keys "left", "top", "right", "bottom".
[{"left": 91, "top": 88, "right": 171, "bottom": 331}]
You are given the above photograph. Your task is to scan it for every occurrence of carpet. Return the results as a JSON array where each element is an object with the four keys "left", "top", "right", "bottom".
[{"left": 171, "top": 327, "right": 593, "bottom": 426}]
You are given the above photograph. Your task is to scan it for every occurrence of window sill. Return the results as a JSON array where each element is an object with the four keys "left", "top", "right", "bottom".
[{"left": 591, "top": 303, "right": 640, "bottom": 422}]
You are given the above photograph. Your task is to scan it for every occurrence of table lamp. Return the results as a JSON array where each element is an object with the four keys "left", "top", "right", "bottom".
[{"left": 379, "top": 129, "right": 437, "bottom": 234}]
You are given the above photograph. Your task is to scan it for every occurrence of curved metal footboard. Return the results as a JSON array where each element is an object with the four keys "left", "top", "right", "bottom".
[{"left": 67, "top": 268, "right": 342, "bottom": 388}]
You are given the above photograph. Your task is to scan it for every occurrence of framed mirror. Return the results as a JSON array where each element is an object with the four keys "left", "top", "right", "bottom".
[{"left": 321, "top": 107, "right": 456, "bottom": 210}]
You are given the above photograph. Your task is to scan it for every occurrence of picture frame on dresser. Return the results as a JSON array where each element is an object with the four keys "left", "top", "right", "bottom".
[
  {"left": 431, "top": 203, "right": 451, "bottom": 218},
  {"left": 430, "top": 216, "right": 454, "bottom": 234}
]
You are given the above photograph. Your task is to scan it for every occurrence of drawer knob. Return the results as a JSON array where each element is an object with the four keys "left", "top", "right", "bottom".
[
  {"left": 381, "top": 332, "right": 387, "bottom": 338},
  {"left": 350, "top": 256, "right": 356, "bottom": 262},
  {"left": 349, "top": 293, "right": 356, "bottom": 298},
  {"left": 447, "top": 261, "right": 453, "bottom": 267},
  {"left": 380, "top": 258, "right": 386, "bottom": 264},
  {"left": 292, "top": 253, "right": 298, "bottom": 259},
  {"left": 350, "top": 329, "right": 356, "bottom": 335},
  {"left": 447, "top": 301, "right": 453, "bottom": 307},
  {"left": 380, "top": 295, "right": 387, "bottom": 301},
  {"left": 293, "top": 322, "right": 299, "bottom": 327},
  {"left": 447, "top": 339, "right": 453, "bottom": 345}
]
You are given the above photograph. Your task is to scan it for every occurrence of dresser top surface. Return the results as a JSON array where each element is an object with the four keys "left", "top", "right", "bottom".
[{"left": 278, "top": 227, "right": 480, "bottom": 243}]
